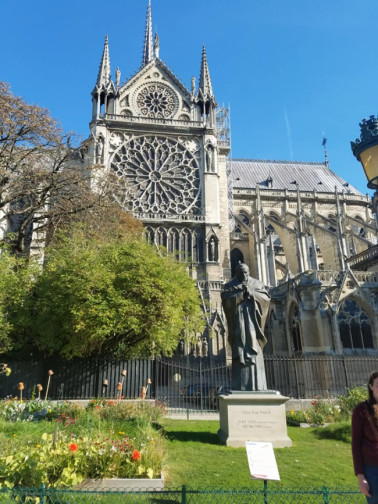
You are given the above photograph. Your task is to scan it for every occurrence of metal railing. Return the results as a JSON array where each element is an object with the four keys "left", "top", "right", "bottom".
[
  {"left": 0, "top": 485, "right": 365, "bottom": 503},
  {"left": 155, "top": 354, "right": 378, "bottom": 411},
  {"left": 1, "top": 354, "right": 377, "bottom": 405}
]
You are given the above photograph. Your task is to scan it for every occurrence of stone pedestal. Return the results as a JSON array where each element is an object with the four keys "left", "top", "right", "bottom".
[{"left": 218, "top": 391, "right": 292, "bottom": 448}]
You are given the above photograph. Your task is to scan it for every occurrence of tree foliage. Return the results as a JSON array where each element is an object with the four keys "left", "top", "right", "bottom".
[
  {"left": 0, "top": 249, "right": 37, "bottom": 354},
  {"left": 26, "top": 230, "right": 204, "bottom": 358},
  {"left": 0, "top": 82, "right": 202, "bottom": 359},
  {"left": 0, "top": 82, "right": 113, "bottom": 253}
]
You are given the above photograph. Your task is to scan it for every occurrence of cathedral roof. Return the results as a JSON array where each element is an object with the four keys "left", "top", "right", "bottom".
[{"left": 230, "top": 159, "right": 362, "bottom": 195}]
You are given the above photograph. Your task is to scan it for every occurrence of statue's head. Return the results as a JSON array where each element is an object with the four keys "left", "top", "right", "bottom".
[{"left": 235, "top": 262, "right": 249, "bottom": 283}]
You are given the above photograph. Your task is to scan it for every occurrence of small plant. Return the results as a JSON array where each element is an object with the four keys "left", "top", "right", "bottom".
[
  {"left": 0, "top": 363, "right": 11, "bottom": 376},
  {"left": 337, "top": 384, "right": 368, "bottom": 418}
]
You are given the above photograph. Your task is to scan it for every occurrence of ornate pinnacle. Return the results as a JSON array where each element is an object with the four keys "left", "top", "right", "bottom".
[
  {"left": 96, "top": 35, "right": 111, "bottom": 88},
  {"left": 142, "top": 0, "right": 154, "bottom": 67},
  {"left": 198, "top": 46, "right": 214, "bottom": 100}
]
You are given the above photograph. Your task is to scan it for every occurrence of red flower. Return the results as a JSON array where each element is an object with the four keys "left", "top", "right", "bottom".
[
  {"left": 312, "top": 400, "right": 317, "bottom": 406},
  {"left": 69, "top": 443, "right": 78, "bottom": 452},
  {"left": 131, "top": 450, "right": 141, "bottom": 461}
]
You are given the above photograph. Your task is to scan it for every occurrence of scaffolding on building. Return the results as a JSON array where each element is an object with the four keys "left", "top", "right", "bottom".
[{"left": 216, "top": 105, "right": 234, "bottom": 231}]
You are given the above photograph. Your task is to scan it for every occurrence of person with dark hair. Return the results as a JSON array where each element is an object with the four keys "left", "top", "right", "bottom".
[{"left": 352, "top": 371, "right": 378, "bottom": 503}]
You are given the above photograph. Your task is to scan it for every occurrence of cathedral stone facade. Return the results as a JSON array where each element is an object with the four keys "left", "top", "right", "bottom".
[{"left": 83, "top": 1, "right": 377, "bottom": 359}]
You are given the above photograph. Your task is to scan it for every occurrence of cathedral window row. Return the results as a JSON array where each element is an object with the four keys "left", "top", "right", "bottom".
[
  {"left": 284, "top": 298, "right": 374, "bottom": 354},
  {"left": 145, "top": 226, "right": 202, "bottom": 263},
  {"left": 337, "top": 298, "right": 374, "bottom": 351},
  {"left": 145, "top": 226, "right": 220, "bottom": 264}
]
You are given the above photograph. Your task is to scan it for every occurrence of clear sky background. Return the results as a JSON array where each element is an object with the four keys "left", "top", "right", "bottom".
[{"left": 2, "top": 0, "right": 377, "bottom": 195}]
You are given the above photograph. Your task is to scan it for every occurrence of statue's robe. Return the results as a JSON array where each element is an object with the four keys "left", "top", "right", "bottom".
[{"left": 221, "top": 276, "right": 270, "bottom": 391}]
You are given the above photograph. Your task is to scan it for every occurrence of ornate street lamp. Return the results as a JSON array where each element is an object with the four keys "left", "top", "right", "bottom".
[
  {"left": 351, "top": 116, "right": 378, "bottom": 230},
  {"left": 351, "top": 115, "right": 378, "bottom": 190}
]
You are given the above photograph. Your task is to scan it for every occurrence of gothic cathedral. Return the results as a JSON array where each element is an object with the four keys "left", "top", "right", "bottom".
[{"left": 84, "top": 1, "right": 378, "bottom": 359}]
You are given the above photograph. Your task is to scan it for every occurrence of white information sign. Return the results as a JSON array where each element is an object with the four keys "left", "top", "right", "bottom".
[{"left": 245, "top": 441, "right": 280, "bottom": 481}]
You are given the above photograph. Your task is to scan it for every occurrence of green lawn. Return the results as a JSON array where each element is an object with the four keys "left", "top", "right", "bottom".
[
  {"left": 162, "top": 419, "right": 356, "bottom": 490},
  {"left": 0, "top": 412, "right": 357, "bottom": 491}
]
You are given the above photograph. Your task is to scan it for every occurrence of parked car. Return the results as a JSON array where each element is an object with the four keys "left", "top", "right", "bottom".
[{"left": 180, "top": 384, "right": 228, "bottom": 408}]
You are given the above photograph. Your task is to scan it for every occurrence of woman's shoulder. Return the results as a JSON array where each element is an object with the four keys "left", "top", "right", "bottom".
[{"left": 353, "top": 401, "right": 370, "bottom": 415}]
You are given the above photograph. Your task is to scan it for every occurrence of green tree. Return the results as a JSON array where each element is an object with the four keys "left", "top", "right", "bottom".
[
  {"left": 0, "top": 249, "right": 38, "bottom": 354},
  {"left": 27, "top": 230, "right": 204, "bottom": 358}
]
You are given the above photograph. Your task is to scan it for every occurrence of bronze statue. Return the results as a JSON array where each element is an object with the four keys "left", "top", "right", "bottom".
[{"left": 221, "top": 263, "right": 270, "bottom": 391}]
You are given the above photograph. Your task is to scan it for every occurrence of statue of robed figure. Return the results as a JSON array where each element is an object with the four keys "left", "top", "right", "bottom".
[{"left": 221, "top": 263, "right": 270, "bottom": 391}]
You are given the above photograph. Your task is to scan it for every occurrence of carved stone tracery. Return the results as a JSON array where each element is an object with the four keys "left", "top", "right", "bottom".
[
  {"left": 110, "top": 135, "right": 201, "bottom": 215},
  {"left": 134, "top": 83, "right": 178, "bottom": 118}
]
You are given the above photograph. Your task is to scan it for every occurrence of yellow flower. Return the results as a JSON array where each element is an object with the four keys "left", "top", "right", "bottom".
[
  {"left": 36, "top": 444, "right": 41, "bottom": 448},
  {"left": 290, "top": 409, "right": 294, "bottom": 416},
  {"left": 118, "top": 432, "right": 124, "bottom": 435},
  {"left": 12, "top": 434, "right": 16, "bottom": 437}
]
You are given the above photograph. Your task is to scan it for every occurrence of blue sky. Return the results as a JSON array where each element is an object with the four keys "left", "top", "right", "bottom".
[{"left": 2, "top": 0, "right": 377, "bottom": 195}]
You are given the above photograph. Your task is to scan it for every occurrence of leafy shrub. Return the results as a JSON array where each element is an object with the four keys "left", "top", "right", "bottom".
[
  {"left": 85, "top": 398, "right": 166, "bottom": 423},
  {"left": 337, "top": 385, "right": 368, "bottom": 417}
]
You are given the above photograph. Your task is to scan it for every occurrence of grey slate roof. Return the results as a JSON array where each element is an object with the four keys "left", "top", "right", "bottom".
[{"left": 230, "top": 159, "right": 362, "bottom": 195}]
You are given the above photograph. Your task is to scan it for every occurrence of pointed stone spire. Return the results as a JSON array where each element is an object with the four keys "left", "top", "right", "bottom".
[
  {"left": 197, "top": 46, "right": 215, "bottom": 102},
  {"left": 142, "top": 0, "right": 154, "bottom": 67},
  {"left": 96, "top": 35, "right": 111, "bottom": 88}
]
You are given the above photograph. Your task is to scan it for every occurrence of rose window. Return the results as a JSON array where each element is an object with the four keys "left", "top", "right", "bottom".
[
  {"left": 110, "top": 136, "right": 201, "bottom": 215},
  {"left": 135, "top": 84, "right": 178, "bottom": 118}
]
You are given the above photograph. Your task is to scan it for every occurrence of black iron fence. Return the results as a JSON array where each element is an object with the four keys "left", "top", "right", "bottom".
[
  {"left": 0, "top": 359, "right": 155, "bottom": 400},
  {"left": 1, "top": 354, "right": 377, "bottom": 407},
  {"left": 0, "top": 485, "right": 365, "bottom": 503},
  {"left": 264, "top": 354, "right": 378, "bottom": 399}
]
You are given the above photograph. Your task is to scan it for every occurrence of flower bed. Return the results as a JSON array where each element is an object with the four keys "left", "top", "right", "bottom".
[{"left": 0, "top": 399, "right": 166, "bottom": 489}]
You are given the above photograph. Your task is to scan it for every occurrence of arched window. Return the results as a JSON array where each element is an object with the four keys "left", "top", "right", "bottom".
[
  {"left": 145, "top": 226, "right": 155, "bottom": 245},
  {"left": 290, "top": 305, "right": 302, "bottom": 353},
  {"left": 238, "top": 212, "right": 250, "bottom": 227},
  {"left": 156, "top": 227, "right": 167, "bottom": 248},
  {"left": 181, "top": 228, "right": 192, "bottom": 262},
  {"left": 168, "top": 228, "right": 179, "bottom": 256},
  {"left": 193, "top": 231, "right": 204, "bottom": 263},
  {"left": 338, "top": 298, "right": 373, "bottom": 350},
  {"left": 230, "top": 248, "right": 244, "bottom": 277}
]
